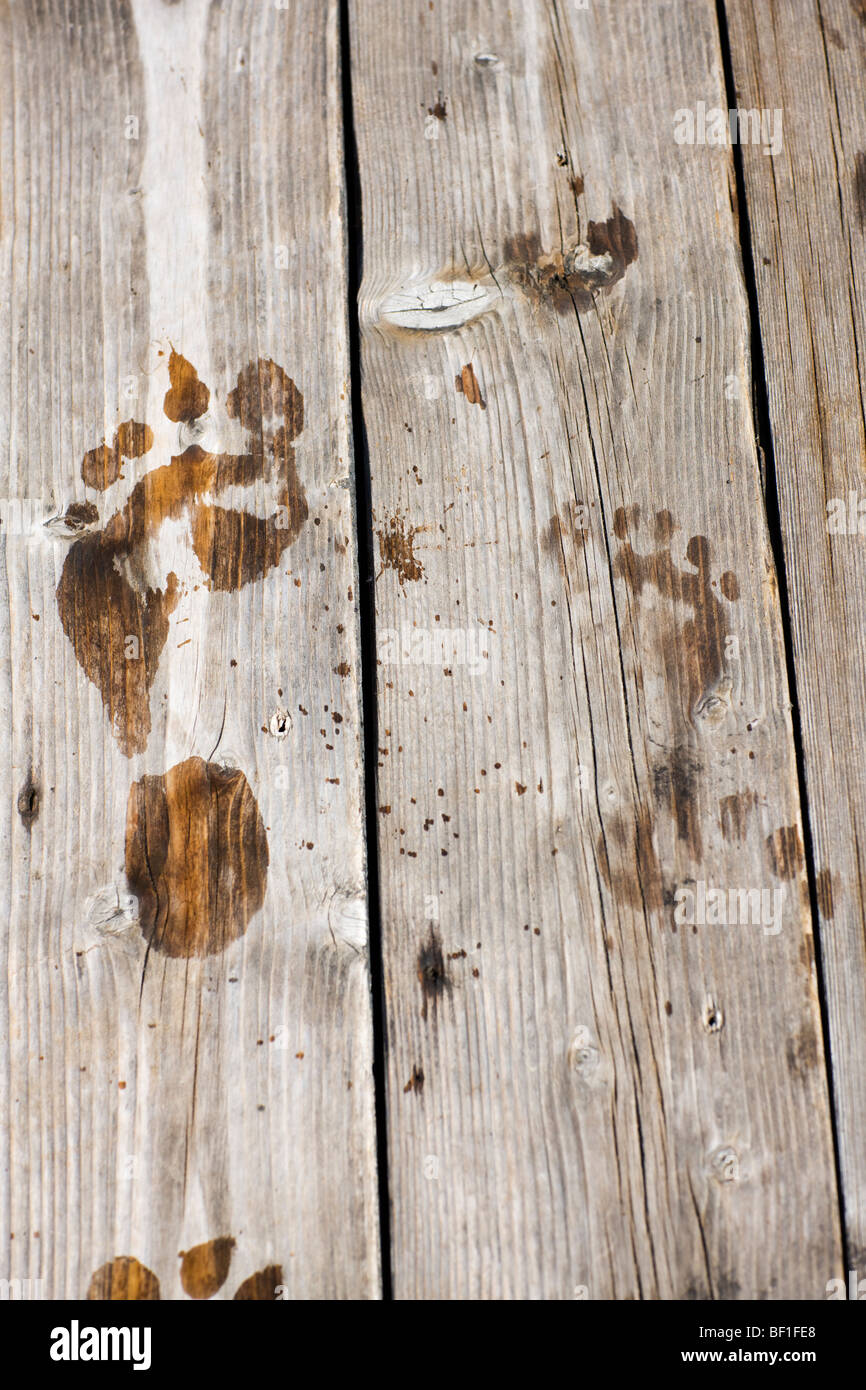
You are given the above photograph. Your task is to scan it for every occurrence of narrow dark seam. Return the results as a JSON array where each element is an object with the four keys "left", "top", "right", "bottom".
[{"left": 339, "top": 0, "right": 394, "bottom": 1301}]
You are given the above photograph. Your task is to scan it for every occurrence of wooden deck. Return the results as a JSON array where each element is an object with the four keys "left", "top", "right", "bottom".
[{"left": 1, "top": 0, "right": 864, "bottom": 1300}]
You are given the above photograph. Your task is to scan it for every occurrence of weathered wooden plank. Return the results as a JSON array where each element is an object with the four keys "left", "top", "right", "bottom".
[
  {"left": 0, "top": 0, "right": 379, "bottom": 1298},
  {"left": 724, "top": 0, "right": 866, "bottom": 1274},
  {"left": 351, "top": 0, "right": 842, "bottom": 1297}
]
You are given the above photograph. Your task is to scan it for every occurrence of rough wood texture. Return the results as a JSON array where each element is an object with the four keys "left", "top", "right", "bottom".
[
  {"left": 4, "top": 0, "right": 863, "bottom": 1305},
  {"left": 725, "top": 0, "right": 866, "bottom": 1269},
  {"left": 0, "top": 0, "right": 379, "bottom": 1298},
  {"left": 351, "top": 0, "right": 842, "bottom": 1297}
]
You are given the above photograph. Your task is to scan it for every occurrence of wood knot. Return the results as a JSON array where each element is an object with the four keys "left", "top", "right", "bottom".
[
  {"left": 693, "top": 675, "right": 733, "bottom": 729},
  {"left": 44, "top": 501, "right": 100, "bottom": 538},
  {"left": 710, "top": 1146, "right": 740, "bottom": 1183},
  {"left": 567, "top": 1025, "right": 601, "bottom": 1079},
  {"left": 376, "top": 275, "right": 497, "bottom": 333},
  {"left": 17, "top": 770, "right": 39, "bottom": 829},
  {"left": 327, "top": 890, "right": 367, "bottom": 952},
  {"left": 268, "top": 707, "right": 292, "bottom": 739},
  {"left": 505, "top": 206, "right": 638, "bottom": 313},
  {"left": 702, "top": 996, "right": 724, "bottom": 1033}
]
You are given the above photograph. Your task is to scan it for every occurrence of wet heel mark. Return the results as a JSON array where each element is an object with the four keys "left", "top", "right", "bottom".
[
  {"left": 87, "top": 1256, "right": 161, "bottom": 1301},
  {"left": 125, "top": 756, "right": 269, "bottom": 959}
]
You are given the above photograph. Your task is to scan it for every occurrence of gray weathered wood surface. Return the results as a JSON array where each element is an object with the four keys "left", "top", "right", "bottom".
[
  {"left": 2, "top": 0, "right": 863, "bottom": 1302},
  {"left": 0, "top": 0, "right": 379, "bottom": 1299},
  {"left": 352, "top": 0, "right": 842, "bottom": 1298},
  {"left": 726, "top": 0, "right": 866, "bottom": 1272}
]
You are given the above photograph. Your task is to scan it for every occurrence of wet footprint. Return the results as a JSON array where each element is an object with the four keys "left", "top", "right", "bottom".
[
  {"left": 611, "top": 506, "right": 740, "bottom": 726},
  {"left": 57, "top": 353, "right": 308, "bottom": 954},
  {"left": 56, "top": 352, "right": 308, "bottom": 757}
]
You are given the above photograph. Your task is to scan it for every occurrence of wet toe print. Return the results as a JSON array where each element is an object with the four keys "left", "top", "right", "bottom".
[
  {"left": 611, "top": 507, "right": 739, "bottom": 724},
  {"left": 56, "top": 353, "right": 308, "bottom": 756},
  {"left": 87, "top": 1256, "right": 161, "bottom": 1300},
  {"left": 179, "top": 1237, "right": 236, "bottom": 1299},
  {"left": 596, "top": 807, "right": 664, "bottom": 914},
  {"left": 125, "top": 757, "right": 269, "bottom": 959},
  {"left": 766, "top": 825, "right": 805, "bottom": 881},
  {"left": 163, "top": 349, "right": 210, "bottom": 424},
  {"left": 233, "top": 1265, "right": 284, "bottom": 1300},
  {"left": 88, "top": 1246, "right": 280, "bottom": 1301},
  {"left": 81, "top": 420, "right": 154, "bottom": 491}
]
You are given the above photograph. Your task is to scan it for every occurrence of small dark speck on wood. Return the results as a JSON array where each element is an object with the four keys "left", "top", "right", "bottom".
[{"left": 404, "top": 1064, "right": 425, "bottom": 1094}]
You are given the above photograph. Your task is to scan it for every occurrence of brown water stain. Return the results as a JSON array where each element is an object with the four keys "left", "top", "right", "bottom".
[
  {"left": 233, "top": 1265, "right": 283, "bottom": 1300},
  {"left": 584, "top": 206, "right": 639, "bottom": 280},
  {"left": 654, "top": 509, "right": 676, "bottom": 543},
  {"left": 125, "top": 757, "right": 269, "bottom": 958},
  {"left": 816, "top": 868, "right": 835, "bottom": 919},
  {"left": 417, "top": 928, "right": 450, "bottom": 1019},
  {"left": 765, "top": 825, "right": 804, "bottom": 880},
  {"left": 87, "top": 1256, "right": 160, "bottom": 1300},
  {"left": 652, "top": 749, "right": 704, "bottom": 859},
  {"left": 427, "top": 92, "right": 447, "bottom": 120},
  {"left": 226, "top": 357, "right": 304, "bottom": 438},
  {"left": 63, "top": 500, "right": 100, "bottom": 530},
  {"left": 786, "top": 1025, "right": 819, "bottom": 1077},
  {"left": 613, "top": 504, "right": 640, "bottom": 540},
  {"left": 612, "top": 517, "right": 734, "bottom": 720},
  {"left": 163, "top": 350, "right": 210, "bottom": 423},
  {"left": 505, "top": 205, "right": 638, "bottom": 313},
  {"left": 57, "top": 539, "right": 180, "bottom": 756},
  {"left": 116, "top": 420, "right": 153, "bottom": 458},
  {"left": 57, "top": 355, "right": 307, "bottom": 756},
  {"left": 719, "top": 790, "right": 757, "bottom": 843},
  {"left": 596, "top": 808, "right": 664, "bottom": 914},
  {"left": 377, "top": 513, "right": 424, "bottom": 584},
  {"left": 455, "top": 363, "right": 486, "bottom": 409},
  {"left": 719, "top": 571, "right": 740, "bottom": 601},
  {"left": 82, "top": 420, "right": 154, "bottom": 491},
  {"left": 179, "top": 1236, "right": 235, "bottom": 1299},
  {"left": 541, "top": 500, "right": 589, "bottom": 575},
  {"left": 403, "top": 1064, "right": 425, "bottom": 1094},
  {"left": 542, "top": 502, "right": 588, "bottom": 548}
]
